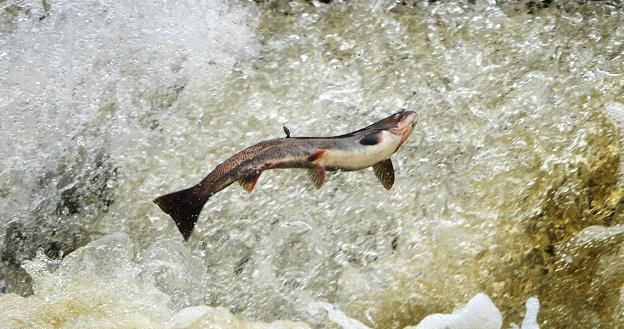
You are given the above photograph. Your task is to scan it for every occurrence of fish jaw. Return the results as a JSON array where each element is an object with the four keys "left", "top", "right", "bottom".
[{"left": 391, "top": 111, "right": 417, "bottom": 147}]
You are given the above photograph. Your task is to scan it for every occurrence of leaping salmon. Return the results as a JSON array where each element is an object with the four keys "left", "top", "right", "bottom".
[{"left": 154, "top": 110, "right": 418, "bottom": 240}]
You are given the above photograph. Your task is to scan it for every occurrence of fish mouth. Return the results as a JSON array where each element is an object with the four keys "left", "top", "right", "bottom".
[{"left": 391, "top": 111, "right": 417, "bottom": 146}]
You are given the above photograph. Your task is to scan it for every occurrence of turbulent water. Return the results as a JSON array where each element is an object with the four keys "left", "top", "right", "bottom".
[{"left": 1, "top": 0, "right": 624, "bottom": 328}]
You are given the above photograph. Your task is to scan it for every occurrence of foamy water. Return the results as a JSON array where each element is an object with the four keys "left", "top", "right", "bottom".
[{"left": 1, "top": 0, "right": 623, "bottom": 328}]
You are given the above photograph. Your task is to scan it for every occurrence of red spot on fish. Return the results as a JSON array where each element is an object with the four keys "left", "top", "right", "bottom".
[{"left": 308, "top": 149, "right": 327, "bottom": 162}]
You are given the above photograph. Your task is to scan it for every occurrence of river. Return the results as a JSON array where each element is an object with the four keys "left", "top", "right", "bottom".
[{"left": 1, "top": 1, "right": 623, "bottom": 328}]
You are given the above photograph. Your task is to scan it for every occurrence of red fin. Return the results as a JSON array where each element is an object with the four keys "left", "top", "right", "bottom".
[
  {"left": 239, "top": 173, "right": 261, "bottom": 193},
  {"left": 307, "top": 166, "right": 327, "bottom": 189},
  {"left": 307, "top": 149, "right": 327, "bottom": 162},
  {"left": 373, "top": 159, "right": 394, "bottom": 190}
]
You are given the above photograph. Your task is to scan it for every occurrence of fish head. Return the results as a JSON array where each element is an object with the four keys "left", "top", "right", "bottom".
[{"left": 383, "top": 110, "right": 417, "bottom": 147}]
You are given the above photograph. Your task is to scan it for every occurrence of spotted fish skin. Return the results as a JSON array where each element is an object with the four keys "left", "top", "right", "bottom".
[{"left": 154, "top": 110, "right": 418, "bottom": 240}]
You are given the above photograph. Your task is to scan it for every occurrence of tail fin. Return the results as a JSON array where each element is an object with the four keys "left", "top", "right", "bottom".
[{"left": 153, "top": 186, "right": 209, "bottom": 240}]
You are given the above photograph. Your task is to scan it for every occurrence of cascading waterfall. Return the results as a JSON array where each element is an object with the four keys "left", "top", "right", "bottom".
[{"left": 1, "top": 1, "right": 623, "bottom": 328}]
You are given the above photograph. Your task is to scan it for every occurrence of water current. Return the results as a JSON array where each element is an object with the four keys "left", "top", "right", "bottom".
[{"left": 1, "top": 0, "right": 623, "bottom": 328}]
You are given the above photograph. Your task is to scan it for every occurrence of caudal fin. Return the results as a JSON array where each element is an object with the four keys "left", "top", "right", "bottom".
[{"left": 153, "top": 186, "right": 208, "bottom": 240}]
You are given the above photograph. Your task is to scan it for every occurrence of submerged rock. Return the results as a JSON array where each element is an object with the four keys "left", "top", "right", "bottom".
[
  {"left": 0, "top": 148, "right": 117, "bottom": 296},
  {"left": 0, "top": 233, "right": 312, "bottom": 329}
]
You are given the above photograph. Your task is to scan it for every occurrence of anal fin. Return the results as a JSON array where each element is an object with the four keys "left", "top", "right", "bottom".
[
  {"left": 307, "top": 166, "right": 327, "bottom": 190},
  {"left": 373, "top": 159, "right": 395, "bottom": 190},
  {"left": 239, "top": 173, "right": 261, "bottom": 193}
]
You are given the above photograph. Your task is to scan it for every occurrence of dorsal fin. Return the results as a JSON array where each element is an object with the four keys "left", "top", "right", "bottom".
[
  {"left": 373, "top": 159, "right": 394, "bottom": 190},
  {"left": 283, "top": 125, "right": 291, "bottom": 138},
  {"left": 307, "top": 166, "right": 327, "bottom": 189},
  {"left": 239, "top": 173, "right": 261, "bottom": 193},
  {"left": 360, "top": 132, "right": 383, "bottom": 145}
]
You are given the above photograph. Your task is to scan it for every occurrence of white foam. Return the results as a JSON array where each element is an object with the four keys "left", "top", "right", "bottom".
[
  {"left": 1, "top": 233, "right": 311, "bottom": 329},
  {"left": 307, "top": 302, "right": 371, "bottom": 329},
  {"left": 519, "top": 297, "right": 540, "bottom": 329},
  {"left": 1, "top": 233, "right": 543, "bottom": 329},
  {"left": 408, "top": 293, "right": 502, "bottom": 329},
  {"left": 0, "top": 0, "right": 259, "bottom": 229},
  {"left": 167, "top": 305, "right": 311, "bottom": 329}
]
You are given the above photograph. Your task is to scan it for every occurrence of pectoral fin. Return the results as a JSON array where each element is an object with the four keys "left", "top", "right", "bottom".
[
  {"left": 307, "top": 166, "right": 327, "bottom": 190},
  {"left": 373, "top": 159, "right": 394, "bottom": 190},
  {"left": 239, "top": 173, "right": 261, "bottom": 193}
]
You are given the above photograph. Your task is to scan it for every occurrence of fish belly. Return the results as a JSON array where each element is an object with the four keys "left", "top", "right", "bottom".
[{"left": 323, "top": 132, "right": 401, "bottom": 170}]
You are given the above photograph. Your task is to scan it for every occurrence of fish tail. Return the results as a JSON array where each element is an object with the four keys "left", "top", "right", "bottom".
[{"left": 153, "top": 185, "right": 209, "bottom": 240}]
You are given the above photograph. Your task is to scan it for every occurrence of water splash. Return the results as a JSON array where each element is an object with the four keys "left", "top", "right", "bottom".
[
  {"left": 1, "top": 0, "right": 624, "bottom": 328},
  {"left": 0, "top": 0, "right": 259, "bottom": 294}
]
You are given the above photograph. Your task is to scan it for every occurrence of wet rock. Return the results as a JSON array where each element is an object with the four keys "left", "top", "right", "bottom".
[
  {"left": 0, "top": 148, "right": 117, "bottom": 296},
  {"left": 483, "top": 113, "right": 624, "bottom": 328}
]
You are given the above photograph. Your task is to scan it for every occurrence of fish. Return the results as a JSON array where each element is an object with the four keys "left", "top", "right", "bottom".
[{"left": 154, "top": 110, "right": 418, "bottom": 240}]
